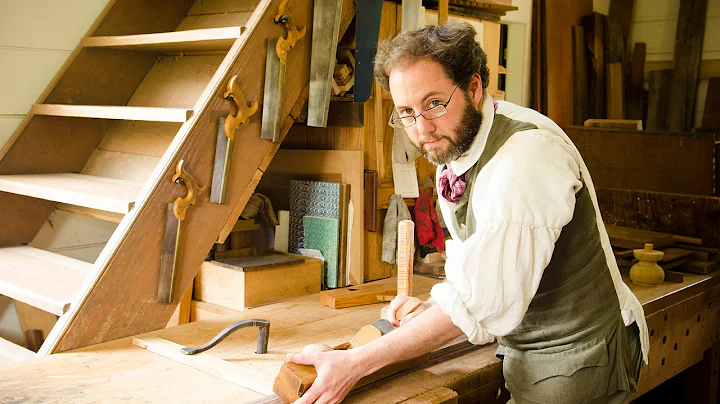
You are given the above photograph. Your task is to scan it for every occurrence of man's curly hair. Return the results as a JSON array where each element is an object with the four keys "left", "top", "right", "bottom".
[{"left": 374, "top": 21, "right": 490, "bottom": 95}]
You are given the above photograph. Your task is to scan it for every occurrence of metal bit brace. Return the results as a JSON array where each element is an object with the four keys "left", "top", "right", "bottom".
[{"left": 181, "top": 319, "right": 270, "bottom": 355}]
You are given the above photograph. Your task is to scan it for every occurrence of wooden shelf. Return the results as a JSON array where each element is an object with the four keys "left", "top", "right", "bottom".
[
  {"left": 82, "top": 27, "right": 243, "bottom": 53},
  {"left": 448, "top": 1, "right": 518, "bottom": 13},
  {"left": 0, "top": 173, "right": 143, "bottom": 214},
  {"left": 0, "top": 336, "right": 35, "bottom": 365},
  {"left": 32, "top": 104, "right": 194, "bottom": 123},
  {"left": 0, "top": 246, "right": 92, "bottom": 316}
]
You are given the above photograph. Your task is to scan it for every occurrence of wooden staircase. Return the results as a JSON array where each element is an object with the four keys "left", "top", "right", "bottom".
[{"left": 0, "top": 0, "right": 355, "bottom": 360}]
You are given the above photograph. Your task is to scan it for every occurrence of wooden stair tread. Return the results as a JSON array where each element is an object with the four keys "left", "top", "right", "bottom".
[
  {"left": 0, "top": 336, "right": 35, "bottom": 365},
  {"left": 0, "top": 246, "right": 92, "bottom": 316},
  {"left": 32, "top": 104, "right": 193, "bottom": 123},
  {"left": 0, "top": 173, "right": 143, "bottom": 214},
  {"left": 82, "top": 26, "right": 243, "bottom": 53}
]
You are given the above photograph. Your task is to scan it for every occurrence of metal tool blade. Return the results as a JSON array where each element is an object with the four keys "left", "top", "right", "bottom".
[
  {"left": 158, "top": 203, "right": 182, "bottom": 303},
  {"left": 261, "top": 37, "right": 284, "bottom": 142},
  {"left": 371, "top": 318, "right": 395, "bottom": 335},
  {"left": 210, "top": 117, "right": 232, "bottom": 204},
  {"left": 307, "top": 0, "right": 343, "bottom": 127}
]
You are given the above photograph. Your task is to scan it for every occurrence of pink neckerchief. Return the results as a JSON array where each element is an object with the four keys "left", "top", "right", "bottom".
[
  {"left": 437, "top": 99, "right": 497, "bottom": 203},
  {"left": 438, "top": 164, "right": 466, "bottom": 204}
]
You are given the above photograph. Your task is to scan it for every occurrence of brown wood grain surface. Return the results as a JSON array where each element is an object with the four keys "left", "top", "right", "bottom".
[
  {"left": 668, "top": 0, "right": 707, "bottom": 132},
  {"left": 597, "top": 188, "right": 720, "bottom": 249},
  {"left": 567, "top": 126, "right": 716, "bottom": 195}
]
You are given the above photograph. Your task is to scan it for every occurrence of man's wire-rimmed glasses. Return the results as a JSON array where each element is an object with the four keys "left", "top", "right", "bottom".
[{"left": 388, "top": 84, "right": 460, "bottom": 129}]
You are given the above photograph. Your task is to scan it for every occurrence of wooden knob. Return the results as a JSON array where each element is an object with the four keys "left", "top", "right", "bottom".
[{"left": 395, "top": 297, "right": 423, "bottom": 321}]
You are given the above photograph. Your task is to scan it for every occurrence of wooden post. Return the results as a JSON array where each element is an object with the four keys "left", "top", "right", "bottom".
[
  {"left": 606, "top": 62, "right": 624, "bottom": 119},
  {"left": 397, "top": 220, "right": 415, "bottom": 296},
  {"left": 572, "top": 25, "right": 588, "bottom": 125},
  {"left": 438, "top": 0, "right": 449, "bottom": 25}
]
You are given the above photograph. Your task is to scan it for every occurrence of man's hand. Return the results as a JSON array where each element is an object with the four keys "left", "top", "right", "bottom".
[
  {"left": 287, "top": 349, "right": 368, "bottom": 404},
  {"left": 385, "top": 295, "right": 434, "bottom": 327}
]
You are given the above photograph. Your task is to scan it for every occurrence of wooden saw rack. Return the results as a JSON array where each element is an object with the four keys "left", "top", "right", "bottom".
[{"left": 0, "top": 0, "right": 355, "bottom": 361}]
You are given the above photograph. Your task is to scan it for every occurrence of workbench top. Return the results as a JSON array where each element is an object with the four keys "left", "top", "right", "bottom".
[{"left": 1, "top": 272, "right": 718, "bottom": 403}]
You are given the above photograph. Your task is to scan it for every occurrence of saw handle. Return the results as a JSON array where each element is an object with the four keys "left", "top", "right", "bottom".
[
  {"left": 171, "top": 160, "right": 207, "bottom": 220},
  {"left": 223, "top": 75, "right": 258, "bottom": 140},
  {"left": 273, "top": 0, "right": 306, "bottom": 63}
]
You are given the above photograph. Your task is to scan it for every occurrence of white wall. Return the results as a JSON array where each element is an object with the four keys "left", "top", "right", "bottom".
[
  {"left": 502, "top": 0, "right": 533, "bottom": 107},
  {"left": 0, "top": 0, "right": 112, "bottom": 343},
  {"left": 0, "top": 0, "right": 111, "bottom": 147}
]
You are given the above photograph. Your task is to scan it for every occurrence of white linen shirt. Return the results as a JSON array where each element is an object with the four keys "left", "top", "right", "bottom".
[{"left": 430, "top": 96, "right": 649, "bottom": 364}]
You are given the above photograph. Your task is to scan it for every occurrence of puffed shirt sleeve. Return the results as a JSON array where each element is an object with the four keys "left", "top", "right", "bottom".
[{"left": 431, "top": 130, "right": 583, "bottom": 345}]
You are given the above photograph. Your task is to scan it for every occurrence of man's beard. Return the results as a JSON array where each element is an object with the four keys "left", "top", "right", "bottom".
[{"left": 418, "top": 96, "right": 484, "bottom": 166}]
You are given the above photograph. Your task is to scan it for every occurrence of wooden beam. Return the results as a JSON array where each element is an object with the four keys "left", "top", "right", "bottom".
[
  {"left": 626, "top": 42, "right": 646, "bottom": 120},
  {"left": 668, "top": 0, "right": 708, "bottom": 132},
  {"left": 32, "top": 104, "right": 194, "bottom": 123},
  {"left": 647, "top": 69, "right": 672, "bottom": 132},
  {"left": 645, "top": 59, "right": 720, "bottom": 81},
  {"left": 56, "top": 204, "right": 125, "bottom": 223},
  {"left": 609, "top": 0, "right": 635, "bottom": 58},
  {"left": 544, "top": 0, "right": 592, "bottom": 126},
  {"left": 82, "top": 27, "right": 243, "bottom": 52},
  {"left": 167, "top": 280, "right": 193, "bottom": 327},
  {"left": 0, "top": 173, "right": 143, "bottom": 214},
  {"left": 597, "top": 188, "right": 720, "bottom": 248},
  {"left": 438, "top": 0, "right": 449, "bottom": 24},
  {"left": 583, "top": 119, "right": 642, "bottom": 130},
  {"left": 583, "top": 13, "right": 607, "bottom": 119},
  {"left": 364, "top": 170, "right": 378, "bottom": 232},
  {"left": 572, "top": 25, "right": 588, "bottom": 126},
  {"left": 606, "top": 62, "right": 624, "bottom": 119},
  {"left": 566, "top": 126, "right": 715, "bottom": 195}
]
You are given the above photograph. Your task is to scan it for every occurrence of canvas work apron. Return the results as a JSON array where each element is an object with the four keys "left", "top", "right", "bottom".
[{"left": 446, "top": 114, "right": 643, "bottom": 404}]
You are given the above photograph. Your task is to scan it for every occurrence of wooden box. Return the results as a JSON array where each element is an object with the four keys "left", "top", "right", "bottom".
[{"left": 194, "top": 252, "right": 321, "bottom": 310}]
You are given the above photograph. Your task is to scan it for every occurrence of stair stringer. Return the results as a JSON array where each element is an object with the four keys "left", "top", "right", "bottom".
[{"left": 38, "top": 0, "right": 319, "bottom": 355}]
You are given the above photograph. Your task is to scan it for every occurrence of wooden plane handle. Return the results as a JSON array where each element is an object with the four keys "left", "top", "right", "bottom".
[
  {"left": 273, "top": 362, "right": 317, "bottom": 403},
  {"left": 273, "top": 304, "right": 420, "bottom": 402}
]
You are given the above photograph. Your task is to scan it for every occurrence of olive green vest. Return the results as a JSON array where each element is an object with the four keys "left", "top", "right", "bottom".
[{"left": 449, "top": 114, "right": 621, "bottom": 350}]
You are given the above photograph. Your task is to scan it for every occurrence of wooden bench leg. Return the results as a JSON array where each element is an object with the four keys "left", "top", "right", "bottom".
[{"left": 683, "top": 340, "right": 720, "bottom": 404}]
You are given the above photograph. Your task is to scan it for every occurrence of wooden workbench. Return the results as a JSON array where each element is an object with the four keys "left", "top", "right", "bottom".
[{"left": 1, "top": 272, "right": 718, "bottom": 403}]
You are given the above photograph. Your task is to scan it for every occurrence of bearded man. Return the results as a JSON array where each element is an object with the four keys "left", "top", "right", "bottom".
[{"left": 287, "top": 21, "right": 647, "bottom": 404}]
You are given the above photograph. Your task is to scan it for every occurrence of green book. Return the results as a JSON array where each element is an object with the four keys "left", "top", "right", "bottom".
[{"left": 303, "top": 216, "right": 340, "bottom": 289}]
